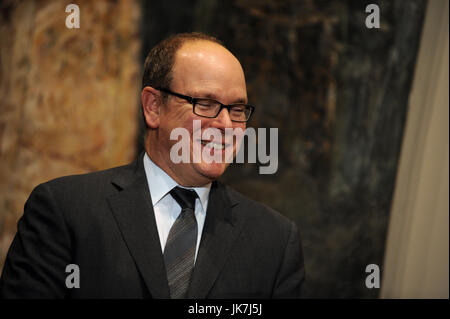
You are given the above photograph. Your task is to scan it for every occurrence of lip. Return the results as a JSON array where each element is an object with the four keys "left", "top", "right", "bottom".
[
  {"left": 197, "top": 139, "right": 232, "bottom": 148},
  {"left": 195, "top": 140, "right": 233, "bottom": 160}
]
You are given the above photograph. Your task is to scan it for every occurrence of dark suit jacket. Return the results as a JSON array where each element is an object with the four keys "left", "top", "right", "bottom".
[{"left": 0, "top": 155, "right": 305, "bottom": 298}]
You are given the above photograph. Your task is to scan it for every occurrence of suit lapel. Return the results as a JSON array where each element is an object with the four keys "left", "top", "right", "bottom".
[
  {"left": 105, "top": 154, "right": 245, "bottom": 299},
  {"left": 187, "top": 182, "right": 245, "bottom": 298},
  {"left": 106, "top": 155, "right": 170, "bottom": 298}
]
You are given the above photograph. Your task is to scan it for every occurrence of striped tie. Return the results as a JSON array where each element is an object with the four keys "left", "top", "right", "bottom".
[{"left": 164, "top": 186, "right": 198, "bottom": 299}]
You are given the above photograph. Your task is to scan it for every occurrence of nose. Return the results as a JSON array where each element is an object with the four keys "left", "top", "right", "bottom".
[{"left": 213, "top": 108, "right": 233, "bottom": 130}]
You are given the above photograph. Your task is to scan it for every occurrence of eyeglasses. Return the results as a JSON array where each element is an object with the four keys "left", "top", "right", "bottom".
[{"left": 156, "top": 87, "right": 255, "bottom": 123}]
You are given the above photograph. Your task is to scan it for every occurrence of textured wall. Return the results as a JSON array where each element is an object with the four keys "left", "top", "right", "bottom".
[
  {"left": 0, "top": 0, "right": 141, "bottom": 272},
  {"left": 139, "top": 0, "right": 426, "bottom": 297}
]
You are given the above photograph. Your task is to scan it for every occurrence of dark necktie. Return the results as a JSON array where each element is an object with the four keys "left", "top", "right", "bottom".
[{"left": 164, "top": 186, "right": 198, "bottom": 299}]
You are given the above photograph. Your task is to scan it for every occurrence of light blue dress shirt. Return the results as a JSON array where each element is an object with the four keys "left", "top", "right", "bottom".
[{"left": 143, "top": 152, "right": 211, "bottom": 262}]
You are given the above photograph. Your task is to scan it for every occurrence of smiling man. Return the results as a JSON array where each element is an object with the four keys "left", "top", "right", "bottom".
[
  {"left": 142, "top": 37, "right": 248, "bottom": 186},
  {"left": 0, "top": 32, "right": 305, "bottom": 299}
]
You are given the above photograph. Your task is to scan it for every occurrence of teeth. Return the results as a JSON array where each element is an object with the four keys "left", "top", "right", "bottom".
[
  {"left": 201, "top": 141, "right": 225, "bottom": 150},
  {"left": 212, "top": 143, "right": 224, "bottom": 150}
]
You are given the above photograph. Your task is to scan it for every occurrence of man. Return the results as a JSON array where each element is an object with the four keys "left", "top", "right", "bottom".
[{"left": 0, "top": 32, "right": 305, "bottom": 298}]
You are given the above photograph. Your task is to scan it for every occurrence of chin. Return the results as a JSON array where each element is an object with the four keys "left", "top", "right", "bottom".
[{"left": 195, "top": 162, "right": 229, "bottom": 181}]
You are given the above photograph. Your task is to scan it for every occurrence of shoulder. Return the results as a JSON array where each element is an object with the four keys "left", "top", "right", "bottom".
[
  {"left": 219, "top": 181, "right": 296, "bottom": 234},
  {"left": 32, "top": 162, "right": 134, "bottom": 202},
  {"left": 216, "top": 182, "right": 303, "bottom": 266}
]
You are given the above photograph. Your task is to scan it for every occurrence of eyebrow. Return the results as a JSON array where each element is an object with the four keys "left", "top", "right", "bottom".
[{"left": 189, "top": 91, "right": 248, "bottom": 104}]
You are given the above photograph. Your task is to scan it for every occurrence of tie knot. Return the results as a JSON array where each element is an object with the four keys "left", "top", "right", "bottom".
[{"left": 169, "top": 186, "right": 198, "bottom": 211}]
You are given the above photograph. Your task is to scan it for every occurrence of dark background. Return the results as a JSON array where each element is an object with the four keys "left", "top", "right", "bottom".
[{"left": 137, "top": 0, "right": 426, "bottom": 298}]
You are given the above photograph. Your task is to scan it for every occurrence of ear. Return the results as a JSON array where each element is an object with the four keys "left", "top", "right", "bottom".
[{"left": 141, "top": 86, "right": 162, "bottom": 129}]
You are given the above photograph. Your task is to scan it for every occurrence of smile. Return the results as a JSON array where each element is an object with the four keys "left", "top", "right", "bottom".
[{"left": 200, "top": 140, "right": 228, "bottom": 150}]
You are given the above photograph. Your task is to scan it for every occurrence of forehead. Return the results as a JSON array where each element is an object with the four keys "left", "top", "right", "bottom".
[{"left": 171, "top": 41, "right": 247, "bottom": 99}]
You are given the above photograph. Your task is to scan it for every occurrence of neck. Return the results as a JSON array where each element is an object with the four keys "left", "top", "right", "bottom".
[{"left": 144, "top": 138, "right": 211, "bottom": 187}]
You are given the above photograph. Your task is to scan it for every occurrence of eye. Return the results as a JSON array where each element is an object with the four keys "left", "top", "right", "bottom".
[
  {"left": 196, "top": 99, "right": 217, "bottom": 107},
  {"left": 230, "top": 106, "right": 245, "bottom": 113}
]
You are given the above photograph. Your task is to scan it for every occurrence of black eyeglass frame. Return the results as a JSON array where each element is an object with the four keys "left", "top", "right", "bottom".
[{"left": 156, "top": 87, "right": 255, "bottom": 123}]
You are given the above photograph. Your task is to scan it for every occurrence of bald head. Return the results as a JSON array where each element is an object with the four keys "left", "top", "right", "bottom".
[
  {"left": 142, "top": 32, "right": 225, "bottom": 92},
  {"left": 171, "top": 40, "right": 247, "bottom": 104}
]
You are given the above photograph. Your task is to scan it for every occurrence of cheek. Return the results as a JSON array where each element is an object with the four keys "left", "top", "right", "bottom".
[
  {"left": 187, "top": 117, "right": 211, "bottom": 137},
  {"left": 231, "top": 123, "right": 247, "bottom": 142},
  {"left": 234, "top": 123, "right": 247, "bottom": 130},
  {"left": 161, "top": 107, "right": 193, "bottom": 131}
]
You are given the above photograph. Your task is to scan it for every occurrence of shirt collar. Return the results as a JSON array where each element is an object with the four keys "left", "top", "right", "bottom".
[{"left": 143, "top": 152, "right": 211, "bottom": 212}]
